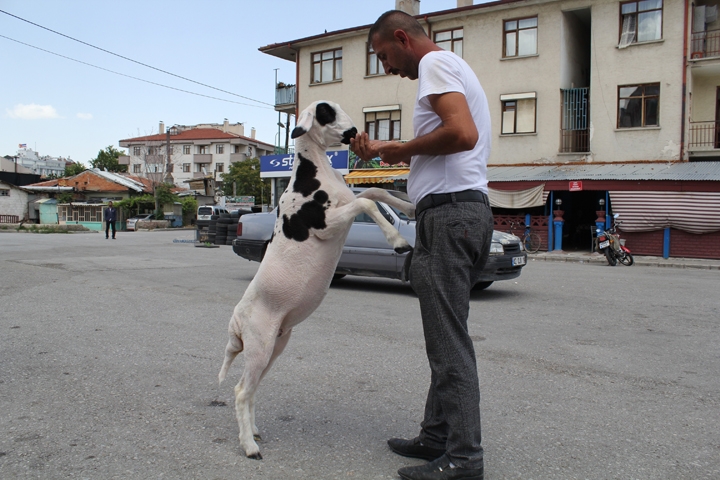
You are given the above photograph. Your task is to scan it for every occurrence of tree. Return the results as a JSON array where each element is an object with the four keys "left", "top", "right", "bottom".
[
  {"left": 90, "top": 146, "right": 127, "bottom": 172},
  {"left": 64, "top": 162, "right": 86, "bottom": 177},
  {"left": 221, "top": 158, "right": 267, "bottom": 202}
]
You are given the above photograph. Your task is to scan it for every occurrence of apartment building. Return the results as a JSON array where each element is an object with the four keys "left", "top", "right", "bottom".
[
  {"left": 118, "top": 121, "right": 274, "bottom": 192},
  {"left": 260, "top": 0, "right": 720, "bottom": 259}
]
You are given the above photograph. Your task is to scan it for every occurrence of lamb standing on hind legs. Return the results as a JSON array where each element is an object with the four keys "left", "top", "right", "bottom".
[{"left": 218, "top": 101, "right": 415, "bottom": 459}]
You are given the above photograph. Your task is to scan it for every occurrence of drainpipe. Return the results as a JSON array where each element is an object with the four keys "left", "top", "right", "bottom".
[
  {"left": 680, "top": 0, "right": 689, "bottom": 161},
  {"left": 291, "top": 44, "right": 299, "bottom": 119},
  {"left": 424, "top": 15, "right": 432, "bottom": 38}
]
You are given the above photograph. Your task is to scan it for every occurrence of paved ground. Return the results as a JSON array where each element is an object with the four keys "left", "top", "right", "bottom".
[{"left": 1, "top": 230, "right": 719, "bottom": 479}]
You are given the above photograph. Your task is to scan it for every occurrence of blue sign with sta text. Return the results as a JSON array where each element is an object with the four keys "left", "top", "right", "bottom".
[{"left": 260, "top": 150, "right": 349, "bottom": 177}]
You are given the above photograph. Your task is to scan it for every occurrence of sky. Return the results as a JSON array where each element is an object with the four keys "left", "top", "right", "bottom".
[{"left": 0, "top": 0, "right": 491, "bottom": 165}]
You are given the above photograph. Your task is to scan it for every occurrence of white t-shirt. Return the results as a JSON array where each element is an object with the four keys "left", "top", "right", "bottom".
[{"left": 408, "top": 50, "right": 491, "bottom": 206}]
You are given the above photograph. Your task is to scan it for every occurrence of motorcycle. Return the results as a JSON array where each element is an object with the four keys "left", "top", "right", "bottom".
[{"left": 596, "top": 214, "right": 634, "bottom": 266}]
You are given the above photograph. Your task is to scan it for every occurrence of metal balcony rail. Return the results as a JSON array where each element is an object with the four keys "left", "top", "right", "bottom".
[
  {"left": 688, "top": 121, "right": 720, "bottom": 148},
  {"left": 275, "top": 84, "right": 296, "bottom": 106},
  {"left": 691, "top": 29, "right": 720, "bottom": 59},
  {"left": 559, "top": 129, "right": 590, "bottom": 153}
]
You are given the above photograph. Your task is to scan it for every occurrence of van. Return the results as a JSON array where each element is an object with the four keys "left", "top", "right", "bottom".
[{"left": 197, "top": 205, "right": 229, "bottom": 225}]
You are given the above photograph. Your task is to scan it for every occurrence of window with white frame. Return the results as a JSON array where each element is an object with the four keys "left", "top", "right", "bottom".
[
  {"left": 198, "top": 146, "right": 209, "bottom": 154},
  {"left": 216, "top": 144, "right": 224, "bottom": 154},
  {"left": 435, "top": 28, "right": 464, "bottom": 57},
  {"left": 182, "top": 163, "right": 191, "bottom": 173},
  {"left": 501, "top": 92, "right": 537, "bottom": 134},
  {"left": 619, "top": 0, "right": 662, "bottom": 48},
  {"left": 147, "top": 146, "right": 157, "bottom": 155},
  {"left": 504, "top": 16, "right": 538, "bottom": 57},
  {"left": 367, "top": 44, "right": 386, "bottom": 76},
  {"left": 133, "top": 164, "right": 142, "bottom": 173},
  {"left": 216, "top": 163, "right": 224, "bottom": 173},
  {"left": 133, "top": 146, "right": 141, "bottom": 156},
  {"left": 183, "top": 145, "right": 191, "bottom": 155},
  {"left": 312, "top": 48, "right": 342, "bottom": 83},
  {"left": 364, "top": 106, "right": 401, "bottom": 141}
]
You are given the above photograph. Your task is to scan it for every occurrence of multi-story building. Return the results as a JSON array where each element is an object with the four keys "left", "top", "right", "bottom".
[
  {"left": 13, "top": 148, "right": 69, "bottom": 177},
  {"left": 118, "top": 120, "right": 274, "bottom": 192},
  {"left": 260, "top": 0, "right": 720, "bottom": 259}
]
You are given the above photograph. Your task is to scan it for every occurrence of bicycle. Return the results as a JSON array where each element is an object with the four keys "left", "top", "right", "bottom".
[{"left": 509, "top": 220, "right": 542, "bottom": 254}]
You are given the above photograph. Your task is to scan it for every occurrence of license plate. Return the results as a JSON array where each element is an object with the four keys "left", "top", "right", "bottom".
[
  {"left": 599, "top": 240, "right": 610, "bottom": 249},
  {"left": 512, "top": 256, "right": 526, "bottom": 266}
]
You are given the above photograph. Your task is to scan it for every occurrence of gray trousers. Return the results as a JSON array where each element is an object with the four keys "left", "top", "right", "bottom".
[{"left": 409, "top": 201, "right": 493, "bottom": 469}]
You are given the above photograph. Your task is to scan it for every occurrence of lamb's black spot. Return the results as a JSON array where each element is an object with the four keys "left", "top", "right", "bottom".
[
  {"left": 276, "top": 208, "right": 280, "bottom": 218},
  {"left": 316, "top": 102, "right": 337, "bottom": 126},
  {"left": 282, "top": 199, "right": 327, "bottom": 242},
  {"left": 313, "top": 190, "right": 328, "bottom": 205},
  {"left": 293, "top": 154, "right": 320, "bottom": 197}
]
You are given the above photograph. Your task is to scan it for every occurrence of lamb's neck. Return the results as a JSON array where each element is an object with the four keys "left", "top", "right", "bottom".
[{"left": 294, "top": 138, "right": 332, "bottom": 172}]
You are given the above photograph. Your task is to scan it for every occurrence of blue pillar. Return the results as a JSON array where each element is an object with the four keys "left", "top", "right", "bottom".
[
  {"left": 663, "top": 227, "right": 671, "bottom": 259},
  {"left": 605, "top": 191, "right": 611, "bottom": 230},
  {"left": 554, "top": 220, "right": 563, "bottom": 251}
]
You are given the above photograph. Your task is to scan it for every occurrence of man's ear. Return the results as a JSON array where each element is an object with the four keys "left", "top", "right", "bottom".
[{"left": 291, "top": 109, "right": 314, "bottom": 139}]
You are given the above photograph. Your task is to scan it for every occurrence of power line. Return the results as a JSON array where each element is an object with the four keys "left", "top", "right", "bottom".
[
  {"left": 0, "top": 34, "right": 272, "bottom": 109},
  {"left": 0, "top": 9, "right": 275, "bottom": 108}
]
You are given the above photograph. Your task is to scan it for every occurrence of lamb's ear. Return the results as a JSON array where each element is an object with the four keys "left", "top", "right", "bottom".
[{"left": 291, "top": 109, "right": 314, "bottom": 139}]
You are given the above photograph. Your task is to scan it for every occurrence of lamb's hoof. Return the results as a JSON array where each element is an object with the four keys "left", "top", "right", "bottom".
[
  {"left": 253, "top": 434, "right": 262, "bottom": 441},
  {"left": 247, "top": 451, "right": 263, "bottom": 460},
  {"left": 394, "top": 244, "right": 412, "bottom": 254}
]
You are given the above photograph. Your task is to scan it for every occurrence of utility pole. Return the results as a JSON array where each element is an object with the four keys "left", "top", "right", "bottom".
[{"left": 274, "top": 68, "right": 281, "bottom": 154}]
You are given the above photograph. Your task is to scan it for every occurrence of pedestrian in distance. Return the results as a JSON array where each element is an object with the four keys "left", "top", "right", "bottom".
[
  {"left": 104, "top": 201, "right": 117, "bottom": 239},
  {"left": 350, "top": 10, "right": 493, "bottom": 480}
]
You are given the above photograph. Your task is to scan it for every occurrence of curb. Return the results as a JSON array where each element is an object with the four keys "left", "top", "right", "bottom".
[{"left": 530, "top": 253, "right": 720, "bottom": 270}]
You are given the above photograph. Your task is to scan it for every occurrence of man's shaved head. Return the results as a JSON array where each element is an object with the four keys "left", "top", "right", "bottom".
[{"left": 368, "top": 10, "right": 427, "bottom": 43}]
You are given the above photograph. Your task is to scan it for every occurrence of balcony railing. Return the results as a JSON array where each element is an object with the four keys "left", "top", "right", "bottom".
[
  {"left": 560, "top": 130, "right": 590, "bottom": 153},
  {"left": 691, "top": 29, "right": 720, "bottom": 59},
  {"left": 193, "top": 153, "right": 212, "bottom": 164},
  {"left": 275, "top": 84, "right": 296, "bottom": 106},
  {"left": 688, "top": 121, "right": 720, "bottom": 149}
]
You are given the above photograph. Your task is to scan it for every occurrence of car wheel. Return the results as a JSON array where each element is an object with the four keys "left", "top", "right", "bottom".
[{"left": 472, "top": 281, "right": 493, "bottom": 291}]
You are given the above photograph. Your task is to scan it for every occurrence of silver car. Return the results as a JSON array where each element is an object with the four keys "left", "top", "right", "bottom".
[{"left": 232, "top": 189, "right": 527, "bottom": 290}]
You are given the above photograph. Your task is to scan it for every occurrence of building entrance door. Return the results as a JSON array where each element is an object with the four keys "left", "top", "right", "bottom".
[{"left": 554, "top": 190, "right": 606, "bottom": 251}]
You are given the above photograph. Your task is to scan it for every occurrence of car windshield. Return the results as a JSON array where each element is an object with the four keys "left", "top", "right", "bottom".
[{"left": 198, "top": 207, "right": 212, "bottom": 215}]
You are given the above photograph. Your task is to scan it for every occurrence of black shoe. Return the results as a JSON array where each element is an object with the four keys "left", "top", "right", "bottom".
[
  {"left": 388, "top": 437, "right": 445, "bottom": 461},
  {"left": 398, "top": 454, "right": 484, "bottom": 480}
]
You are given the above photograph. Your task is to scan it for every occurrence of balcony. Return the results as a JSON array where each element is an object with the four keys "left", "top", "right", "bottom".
[
  {"left": 118, "top": 155, "right": 130, "bottom": 165},
  {"left": 275, "top": 83, "right": 296, "bottom": 114},
  {"left": 230, "top": 153, "right": 246, "bottom": 162},
  {"left": 193, "top": 153, "right": 212, "bottom": 164},
  {"left": 145, "top": 155, "right": 164, "bottom": 164},
  {"left": 691, "top": 29, "right": 720, "bottom": 60},
  {"left": 688, "top": 121, "right": 720, "bottom": 152}
]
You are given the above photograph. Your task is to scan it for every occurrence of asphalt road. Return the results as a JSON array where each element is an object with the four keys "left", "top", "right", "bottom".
[{"left": 1, "top": 230, "right": 718, "bottom": 479}]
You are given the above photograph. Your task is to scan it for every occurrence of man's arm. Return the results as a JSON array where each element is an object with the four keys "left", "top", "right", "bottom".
[{"left": 350, "top": 92, "right": 478, "bottom": 165}]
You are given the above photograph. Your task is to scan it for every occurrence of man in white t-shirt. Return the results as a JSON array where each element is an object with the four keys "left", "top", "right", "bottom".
[{"left": 350, "top": 10, "right": 492, "bottom": 480}]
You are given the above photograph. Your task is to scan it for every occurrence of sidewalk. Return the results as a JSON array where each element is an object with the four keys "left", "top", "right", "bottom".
[{"left": 531, "top": 250, "right": 720, "bottom": 270}]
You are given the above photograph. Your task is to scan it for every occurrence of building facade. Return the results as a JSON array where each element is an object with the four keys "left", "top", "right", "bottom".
[
  {"left": 12, "top": 148, "right": 69, "bottom": 177},
  {"left": 118, "top": 121, "right": 274, "bottom": 192},
  {"left": 260, "top": 0, "right": 720, "bottom": 259}
]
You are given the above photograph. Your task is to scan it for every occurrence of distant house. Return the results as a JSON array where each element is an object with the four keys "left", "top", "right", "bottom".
[
  {"left": 23, "top": 169, "right": 153, "bottom": 230},
  {"left": 0, "top": 180, "right": 30, "bottom": 223},
  {"left": 118, "top": 120, "right": 275, "bottom": 191}
]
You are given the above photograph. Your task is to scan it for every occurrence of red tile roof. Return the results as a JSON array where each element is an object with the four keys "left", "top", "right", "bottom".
[{"left": 119, "top": 128, "right": 274, "bottom": 148}]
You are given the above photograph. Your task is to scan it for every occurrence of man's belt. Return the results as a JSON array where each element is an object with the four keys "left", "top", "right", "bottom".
[{"left": 415, "top": 189, "right": 489, "bottom": 216}]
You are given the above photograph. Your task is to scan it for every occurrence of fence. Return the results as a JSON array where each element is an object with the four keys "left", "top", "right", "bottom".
[{"left": 0, "top": 214, "right": 20, "bottom": 223}]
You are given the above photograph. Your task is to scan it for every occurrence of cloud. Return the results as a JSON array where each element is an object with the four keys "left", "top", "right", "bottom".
[
  {"left": 6, "top": 103, "right": 60, "bottom": 119},
  {"left": 76, "top": 112, "right": 93, "bottom": 120}
]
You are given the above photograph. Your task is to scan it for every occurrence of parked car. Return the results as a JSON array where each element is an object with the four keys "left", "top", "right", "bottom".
[
  {"left": 232, "top": 189, "right": 527, "bottom": 290},
  {"left": 126, "top": 213, "right": 155, "bottom": 231},
  {"left": 196, "top": 205, "right": 229, "bottom": 227}
]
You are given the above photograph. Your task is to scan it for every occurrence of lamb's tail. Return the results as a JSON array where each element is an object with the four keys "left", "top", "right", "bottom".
[{"left": 218, "top": 334, "right": 244, "bottom": 384}]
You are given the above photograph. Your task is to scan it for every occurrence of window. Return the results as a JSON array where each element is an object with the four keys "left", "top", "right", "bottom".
[
  {"left": 233, "top": 145, "right": 243, "bottom": 154},
  {"left": 198, "top": 146, "right": 209, "bottom": 154},
  {"left": 183, "top": 145, "right": 191, "bottom": 155},
  {"left": 619, "top": 0, "right": 662, "bottom": 47},
  {"left": 504, "top": 16, "right": 538, "bottom": 57},
  {"left": 196, "top": 164, "right": 204, "bottom": 173},
  {"left": 435, "top": 28, "right": 464, "bottom": 57},
  {"left": 312, "top": 48, "right": 342, "bottom": 83},
  {"left": 147, "top": 164, "right": 160, "bottom": 173},
  {"left": 216, "top": 163, "right": 224, "bottom": 173},
  {"left": 133, "top": 146, "right": 141, "bottom": 156},
  {"left": 133, "top": 164, "right": 142, "bottom": 173},
  {"left": 618, "top": 83, "right": 659, "bottom": 128},
  {"left": 182, "top": 163, "right": 191, "bottom": 173},
  {"left": 367, "top": 44, "right": 386, "bottom": 76},
  {"left": 216, "top": 144, "right": 224, "bottom": 154},
  {"left": 364, "top": 109, "right": 401, "bottom": 141},
  {"left": 501, "top": 92, "right": 537, "bottom": 134},
  {"left": 0, "top": 189, "right": 9, "bottom": 196}
]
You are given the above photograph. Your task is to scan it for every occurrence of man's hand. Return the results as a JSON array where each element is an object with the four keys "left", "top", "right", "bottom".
[{"left": 350, "top": 131, "right": 383, "bottom": 162}]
